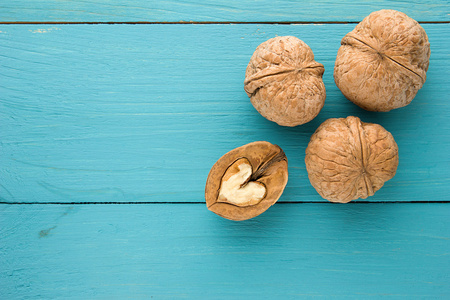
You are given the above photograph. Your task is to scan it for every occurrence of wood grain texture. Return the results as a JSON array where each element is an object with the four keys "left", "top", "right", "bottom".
[
  {"left": 1, "top": 2, "right": 449, "bottom": 300},
  {"left": 0, "top": 0, "right": 448, "bottom": 22},
  {"left": 1, "top": 24, "right": 449, "bottom": 203},
  {"left": 1, "top": 203, "right": 449, "bottom": 299}
]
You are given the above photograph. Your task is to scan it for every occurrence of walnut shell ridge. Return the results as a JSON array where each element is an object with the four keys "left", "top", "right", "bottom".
[
  {"left": 244, "top": 36, "right": 326, "bottom": 126},
  {"left": 305, "top": 116, "right": 399, "bottom": 203},
  {"left": 334, "top": 9, "right": 430, "bottom": 111}
]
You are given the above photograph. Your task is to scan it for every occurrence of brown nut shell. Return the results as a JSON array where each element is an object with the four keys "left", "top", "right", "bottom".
[
  {"left": 305, "top": 116, "right": 398, "bottom": 203},
  {"left": 334, "top": 9, "right": 430, "bottom": 111},
  {"left": 244, "top": 36, "right": 326, "bottom": 126},
  {"left": 205, "top": 141, "right": 288, "bottom": 221}
]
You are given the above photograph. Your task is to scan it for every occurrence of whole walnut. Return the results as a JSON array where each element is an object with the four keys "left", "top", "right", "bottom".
[
  {"left": 244, "top": 36, "right": 326, "bottom": 126},
  {"left": 334, "top": 10, "right": 430, "bottom": 111},
  {"left": 305, "top": 116, "right": 399, "bottom": 203}
]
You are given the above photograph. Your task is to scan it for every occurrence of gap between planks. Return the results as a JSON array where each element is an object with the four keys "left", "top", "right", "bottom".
[
  {"left": 0, "top": 21, "right": 449, "bottom": 25},
  {"left": 0, "top": 201, "right": 449, "bottom": 205}
]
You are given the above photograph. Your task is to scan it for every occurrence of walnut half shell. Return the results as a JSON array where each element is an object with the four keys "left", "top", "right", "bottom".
[
  {"left": 305, "top": 116, "right": 399, "bottom": 203},
  {"left": 244, "top": 36, "right": 326, "bottom": 126},
  {"left": 205, "top": 141, "right": 288, "bottom": 221},
  {"left": 334, "top": 9, "right": 430, "bottom": 111}
]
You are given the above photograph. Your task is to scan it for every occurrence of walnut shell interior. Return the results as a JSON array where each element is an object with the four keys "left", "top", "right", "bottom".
[
  {"left": 305, "top": 116, "right": 399, "bottom": 203},
  {"left": 244, "top": 36, "right": 326, "bottom": 126},
  {"left": 205, "top": 141, "right": 288, "bottom": 221},
  {"left": 334, "top": 9, "right": 430, "bottom": 111}
]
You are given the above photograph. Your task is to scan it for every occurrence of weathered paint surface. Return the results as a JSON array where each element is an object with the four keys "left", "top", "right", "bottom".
[
  {"left": 1, "top": 24, "right": 448, "bottom": 203},
  {"left": 1, "top": 1, "right": 449, "bottom": 299},
  {"left": 1, "top": 204, "right": 449, "bottom": 299},
  {"left": 0, "top": 0, "right": 448, "bottom": 22}
]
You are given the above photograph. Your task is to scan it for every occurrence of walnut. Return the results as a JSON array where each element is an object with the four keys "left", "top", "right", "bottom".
[
  {"left": 244, "top": 36, "right": 326, "bottom": 126},
  {"left": 205, "top": 141, "right": 288, "bottom": 220},
  {"left": 334, "top": 9, "right": 430, "bottom": 111},
  {"left": 305, "top": 116, "right": 399, "bottom": 203}
]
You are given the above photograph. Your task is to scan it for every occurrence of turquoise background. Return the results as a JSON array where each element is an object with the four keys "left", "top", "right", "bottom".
[{"left": 1, "top": 1, "right": 449, "bottom": 298}]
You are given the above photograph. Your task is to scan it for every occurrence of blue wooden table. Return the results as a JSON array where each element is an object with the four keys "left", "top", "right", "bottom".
[{"left": 1, "top": 1, "right": 449, "bottom": 298}]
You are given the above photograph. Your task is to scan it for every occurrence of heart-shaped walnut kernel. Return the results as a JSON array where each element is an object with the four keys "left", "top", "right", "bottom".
[
  {"left": 205, "top": 141, "right": 288, "bottom": 221},
  {"left": 217, "top": 158, "right": 267, "bottom": 207},
  {"left": 305, "top": 116, "right": 399, "bottom": 203}
]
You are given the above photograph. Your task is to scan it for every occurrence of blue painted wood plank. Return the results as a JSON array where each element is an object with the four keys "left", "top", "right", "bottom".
[
  {"left": 0, "top": 0, "right": 448, "bottom": 22},
  {"left": 1, "top": 203, "right": 449, "bottom": 298},
  {"left": 1, "top": 24, "right": 449, "bottom": 203}
]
